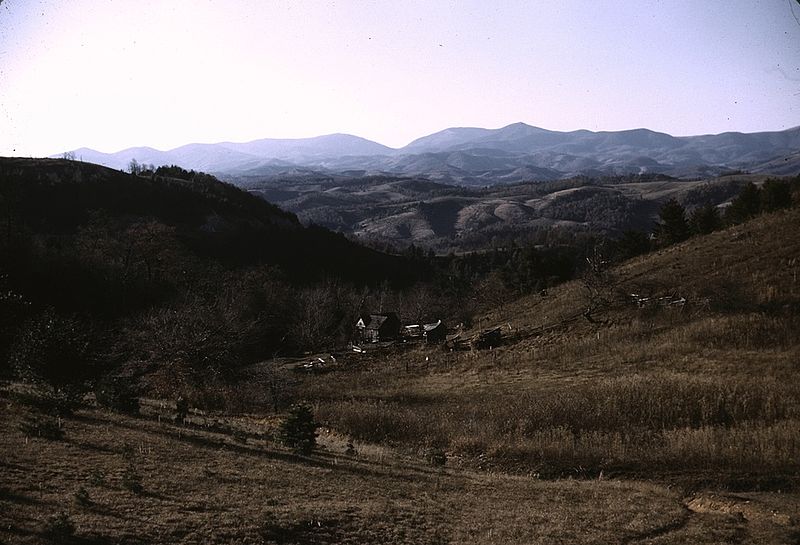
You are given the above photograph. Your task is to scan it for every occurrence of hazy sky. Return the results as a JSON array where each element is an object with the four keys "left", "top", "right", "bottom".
[{"left": 1, "top": 0, "right": 799, "bottom": 156}]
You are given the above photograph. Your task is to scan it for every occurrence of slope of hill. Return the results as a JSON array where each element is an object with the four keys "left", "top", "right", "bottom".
[
  {"left": 64, "top": 133, "right": 394, "bottom": 174},
  {"left": 221, "top": 133, "right": 394, "bottom": 160},
  {"left": 0, "top": 157, "right": 428, "bottom": 373},
  {"left": 238, "top": 173, "right": 774, "bottom": 252},
  {"left": 7, "top": 385, "right": 797, "bottom": 545},
  {"left": 300, "top": 205, "right": 800, "bottom": 483},
  {"left": 0, "top": 158, "right": 417, "bottom": 285}
]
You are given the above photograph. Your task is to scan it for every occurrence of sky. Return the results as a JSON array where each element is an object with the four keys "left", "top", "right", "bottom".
[{"left": 0, "top": 0, "right": 799, "bottom": 156}]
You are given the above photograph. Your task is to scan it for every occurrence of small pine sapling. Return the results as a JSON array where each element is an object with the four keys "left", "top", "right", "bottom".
[{"left": 278, "top": 404, "right": 317, "bottom": 455}]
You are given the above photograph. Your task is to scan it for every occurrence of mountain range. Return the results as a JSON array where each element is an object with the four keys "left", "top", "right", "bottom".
[{"left": 59, "top": 123, "right": 800, "bottom": 185}]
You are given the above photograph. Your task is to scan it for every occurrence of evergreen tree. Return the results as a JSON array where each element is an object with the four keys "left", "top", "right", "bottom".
[
  {"left": 655, "top": 199, "right": 689, "bottom": 246},
  {"left": 690, "top": 203, "right": 721, "bottom": 235},
  {"left": 725, "top": 182, "right": 761, "bottom": 224},
  {"left": 278, "top": 404, "right": 317, "bottom": 455},
  {"left": 760, "top": 179, "right": 792, "bottom": 213}
]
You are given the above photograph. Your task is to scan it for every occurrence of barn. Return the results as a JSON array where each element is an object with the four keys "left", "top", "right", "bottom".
[
  {"left": 423, "top": 320, "right": 446, "bottom": 344},
  {"left": 355, "top": 312, "right": 401, "bottom": 343}
]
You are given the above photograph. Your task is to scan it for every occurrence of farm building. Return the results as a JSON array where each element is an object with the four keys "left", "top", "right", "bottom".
[
  {"left": 423, "top": 320, "right": 446, "bottom": 344},
  {"left": 355, "top": 313, "right": 401, "bottom": 343}
]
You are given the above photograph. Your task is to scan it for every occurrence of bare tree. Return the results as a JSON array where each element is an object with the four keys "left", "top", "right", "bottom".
[{"left": 128, "top": 159, "right": 141, "bottom": 175}]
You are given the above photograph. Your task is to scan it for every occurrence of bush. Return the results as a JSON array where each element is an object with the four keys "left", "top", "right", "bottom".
[
  {"left": 613, "top": 230, "right": 650, "bottom": 261},
  {"left": 278, "top": 404, "right": 317, "bottom": 455},
  {"left": 121, "top": 443, "right": 144, "bottom": 493},
  {"left": 425, "top": 447, "right": 447, "bottom": 466},
  {"left": 73, "top": 486, "right": 92, "bottom": 506},
  {"left": 95, "top": 374, "right": 139, "bottom": 414},
  {"left": 88, "top": 470, "right": 105, "bottom": 486},
  {"left": 10, "top": 309, "right": 93, "bottom": 414},
  {"left": 175, "top": 396, "right": 188, "bottom": 424}
]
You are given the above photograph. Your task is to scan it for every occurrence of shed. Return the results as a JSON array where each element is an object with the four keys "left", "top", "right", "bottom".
[
  {"left": 356, "top": 312, "right": 401, "bottom": 343},
  {"left": 423, "top": 320, "right": 446, "bottom": 344}
]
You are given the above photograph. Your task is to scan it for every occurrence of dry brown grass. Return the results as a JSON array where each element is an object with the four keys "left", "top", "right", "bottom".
[
  {"left": 298, "top": 208, "right": 800, "bottom": 484},
  {"left": 3, "top": 207, "right": 799, "bottom": 544},
  {"left": 2, "top": 392, "right": 798, "bottom": 545}
]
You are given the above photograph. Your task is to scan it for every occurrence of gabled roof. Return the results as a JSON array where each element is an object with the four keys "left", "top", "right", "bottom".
[
  {"left": 423, "top": 320, "right": 443, "bottom": 332},
  {"left": 357, "top": 312, "right": 399, "bottom": 331}
]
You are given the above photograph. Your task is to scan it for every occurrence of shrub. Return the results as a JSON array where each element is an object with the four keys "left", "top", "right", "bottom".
[
  {"left": 425, "top": 447, "right": 447, "bottom": 466},
  {"left": 74, "top": 486, "right": 92, "bottom": 506},
  {"left": 613, "top": 230, "right": 650, "bottom": 261},
  {"left": 121, "top": 444, "right": 144, "bottom": 493},
  {"left": 95, "top": 374, "right": 139, "bottom": 414},
  {"left": 10, "top": 309, "right": 93, "bottom": 415},
  {"left": 278, "top": 404, "right": 317, "bottom": 455},
  {"left": 175, "top": 396, "right": 188, "bottom": 424}
]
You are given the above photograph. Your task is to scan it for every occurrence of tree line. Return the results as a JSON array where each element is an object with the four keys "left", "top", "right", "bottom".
[{"left": 611, "top": 178, "right": 797, "bottom": 261}]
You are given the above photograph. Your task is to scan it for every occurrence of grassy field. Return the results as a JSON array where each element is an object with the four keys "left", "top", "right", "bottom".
[
  {"left": 2, "top": 393, "right": 798, "bottom": 545},
  {"left": 298, "top": 208, "right": 800, "bottom": 486},
  {"left": 2, "top": 208, "right": 799, "bottom": 543}
]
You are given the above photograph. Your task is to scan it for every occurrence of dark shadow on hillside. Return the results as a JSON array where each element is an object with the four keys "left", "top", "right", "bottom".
[
  {"left": 67, "top": 411, "right": 450, "bottom": 484},
  {"left": 418, "top": 200, "right": 461, "bottom": 237}
]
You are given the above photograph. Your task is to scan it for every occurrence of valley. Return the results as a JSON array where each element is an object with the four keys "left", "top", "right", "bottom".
[
  {"left": 236, "top": 172, "right": 769, "bottom": 252},
  {"left": 4, "top": 1, "right": 800, "bottom": 542},
  {"left": 1, "top": 158, "right": 798, "bottom": 544}
]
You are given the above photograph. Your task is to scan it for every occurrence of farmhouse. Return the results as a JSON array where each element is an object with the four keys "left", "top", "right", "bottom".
[{"left": 355, "top": 312, "right": 401, "bottom": 343}]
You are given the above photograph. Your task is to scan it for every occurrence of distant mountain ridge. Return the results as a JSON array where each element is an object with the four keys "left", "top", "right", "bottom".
[{"left": 57, "top": 123, "right": 800, "bottom": 185}]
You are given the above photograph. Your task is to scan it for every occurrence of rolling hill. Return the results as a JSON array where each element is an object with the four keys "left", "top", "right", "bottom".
[
  {"left": 57, "top": 123, "right": 800, "bottom": 185},
  {"left": 238, "top": 172, "right": 776, "bottom": 252},
  {"left": 0, "top": 157, "right": 427, "bottom": 334}
]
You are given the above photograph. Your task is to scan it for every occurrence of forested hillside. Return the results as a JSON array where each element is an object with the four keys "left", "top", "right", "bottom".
[{"left": 0, "top": 158, "right": 430, "bottom": 398}]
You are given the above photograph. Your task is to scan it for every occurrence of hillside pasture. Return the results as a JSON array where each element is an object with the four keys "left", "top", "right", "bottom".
[{"left": 2, "top": 390, "right": 798, "bottom": 545}]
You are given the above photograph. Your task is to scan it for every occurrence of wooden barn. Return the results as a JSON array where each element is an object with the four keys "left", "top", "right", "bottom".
[
  {"left": 355, "top": 312, "right": 401, "bottom": 343},
  {"left": 423, "top": 320, "right": 446, "bottom": 344}
]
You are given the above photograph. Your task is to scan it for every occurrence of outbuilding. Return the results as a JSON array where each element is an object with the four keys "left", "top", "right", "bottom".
[
  {"left": 355, "top": 312, "right": 401, "bottom": 343},
  {"left": 423, "top": 320, "right": 446, "bottom": 344}
]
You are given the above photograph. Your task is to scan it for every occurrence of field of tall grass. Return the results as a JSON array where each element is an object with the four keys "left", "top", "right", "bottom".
[
  {"left": 313, "top": 371, "right": 799, "bottom": 477},
  {"left": 301, "top": 208, "right": 800, "bottom": 483}
]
